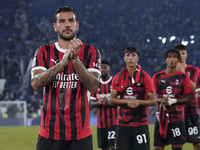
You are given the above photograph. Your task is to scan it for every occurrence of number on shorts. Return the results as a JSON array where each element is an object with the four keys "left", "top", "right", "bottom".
[
  {"left": 136, "top": 134, "right": 147, "bottom": 144},
  {"left": 108, "top": 131, "right": 115, "bottom": 139},
  {"left": 171, "top": 128, "right": 181, "bottom": 137},
  {"left": 188, "top": 126, "right": 198, "bottom": 135}
]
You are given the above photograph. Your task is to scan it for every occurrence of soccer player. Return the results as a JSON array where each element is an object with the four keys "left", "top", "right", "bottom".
[
  {"left": 175, "top": 44, "right": 200, "bottom": 150},
  {"left": 111, "top": 47, "right": 156, "bottom": 150},
  {"left": 31, "top": 6, "right": 101, "bottom": 150},
  {"left": 90, "top": 60, "right": 118, "bottom": 150},
  {"left": 153, "top": 48, "right": 193, "bottom": 150}
]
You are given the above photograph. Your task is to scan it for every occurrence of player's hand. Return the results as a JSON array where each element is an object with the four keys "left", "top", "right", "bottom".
[
  {"left": 156, "top": 98, "right": 162, "bottom": 103},
  {"left": 161, "top": 94, "right": 169, "bottom": 106},
  {"left": 103, "top": 97, "right": 110, "bottom": 105},
  {"left": 69, "top": 38, "right": 82, "bottom": 61},
  {"left": 127, "top": 99, "right": 140, "bottom": 108},
  {"left": 99, "top": 98, "right": 106, "bottom": 106},
  {"left": 60, "top": 48, "right": 71, "bottom": 67}
]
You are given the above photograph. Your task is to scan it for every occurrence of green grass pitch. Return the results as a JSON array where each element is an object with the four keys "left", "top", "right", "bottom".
[{"left": 0, "top": 125, "right": 193, "bottom": 150}]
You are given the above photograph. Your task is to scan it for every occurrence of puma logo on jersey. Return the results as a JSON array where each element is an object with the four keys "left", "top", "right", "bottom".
[
  {"left": 135, "top": 68, "right": 140, "bottom": 71},
  {"left": 161, "top": 80, "right": 166, "bottom": 83},
  {"left": 51, "top": 59, "right": 58, "bottom": 64}
]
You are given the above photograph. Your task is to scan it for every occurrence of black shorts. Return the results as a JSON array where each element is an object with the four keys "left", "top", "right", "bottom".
[
  {"left": 116, "top": 125, "right": 150, "bottom": 150},
  {"left": 36, "top": 135, "right": 93, "bottom": 150},
  {"left": 97, "top": 125, "right": 116, "bottom": 148},
  {"left": 185, "top": 115, "right": 200, "bottom": 144},
  {"left": 154, "top": 121, "right": 186, "bottom": 147}
]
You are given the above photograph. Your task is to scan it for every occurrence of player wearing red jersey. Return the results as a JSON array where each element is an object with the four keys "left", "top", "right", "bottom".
[
  {"left": 31, "top": 6, "right": 101, "bottom": 150},
  {"left": 175, "top": 44, "right": 200, "bottom": 150},
  {"left": 111, "top": 47, "right": 156, "bottom": 150},
  {"left": 153, "top": 49, "right": 193, "bottom": 150},
  {"left": 90, "top": 60, "right": 118, "bottom": 150}
]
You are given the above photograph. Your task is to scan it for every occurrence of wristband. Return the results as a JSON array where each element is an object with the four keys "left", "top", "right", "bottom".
[
  {"left": 196, "top": 88, "right": 200, "bottom": 93},
  {"left": 168, "top": 97, "right": 177, "bottom": 106}
]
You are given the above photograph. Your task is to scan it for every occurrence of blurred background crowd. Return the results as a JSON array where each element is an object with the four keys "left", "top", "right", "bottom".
[{"left": 0, "top": 0, "right": 200, "bottom": 119}]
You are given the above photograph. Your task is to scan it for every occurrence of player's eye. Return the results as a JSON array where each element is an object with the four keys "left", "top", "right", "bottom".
[{"left": 59, "top": 19, "right": 65, "bottom": 23}]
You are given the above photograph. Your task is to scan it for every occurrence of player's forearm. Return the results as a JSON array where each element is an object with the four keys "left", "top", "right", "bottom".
[
  {"left": 31, "top": 63, "right": 63, "bottom": 91},
  {"left": 138, "top": 99, "right": 156, "bottom": 106},
  {"left": 111, "top": 98, "right": 128, "bottom": 106},
  {"left": 72, "top": 58, "right": 99, "bottom": 93},
  {"left": 177, "top": 94, "right": 193, "bottom": 104},
  {"left": 105, "top": 100, "right": 116, "bottom": 107},
  {"left": 90, "top": 101, "right": 103, "bottom": 108},
  {"left": 140, "top": 92, "right": 156, "bottom": 106}
]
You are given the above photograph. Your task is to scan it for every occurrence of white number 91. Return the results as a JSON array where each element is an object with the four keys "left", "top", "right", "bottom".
[{"left": 136, "top": 134, "right": 147, "bottom": 144}]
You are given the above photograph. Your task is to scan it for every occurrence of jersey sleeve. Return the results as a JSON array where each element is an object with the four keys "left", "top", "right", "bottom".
[
  {"left": 191, "top": 67, "right": 199, "bottom": 83},
  {"left": 111, "top": 74, "right": 119, "bottom": 90},
  {"left": 143, "top": 72, "right": 155, "bottom": 93},
  {"left": 194, "top": 67, "right": 199, "bottom": 83},
  {"left": 184, "top": 74, "right": 193, "bottom": 95},
  {"left": 31, "top": 46, "right": 47, "bottom": 72},
  {"left": 87, "top": 46, "right": 101, "bottom": 75}
]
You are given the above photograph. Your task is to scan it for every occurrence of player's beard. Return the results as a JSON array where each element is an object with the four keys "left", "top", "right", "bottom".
[
  {"left": 101, "top": 73, "right": 107, "bottom": 78},
  {"left": 58, "top": 30, "right": 77, "bottom": 41}
]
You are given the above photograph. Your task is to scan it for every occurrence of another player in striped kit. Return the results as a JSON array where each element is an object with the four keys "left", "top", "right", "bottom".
[
  {"left": 111, "top": 47, "right": 156, "bottom": 150},
  {"left": 153, "top": 48, "right": 193, "bottom": 150},
  {"left": 90, "top": 60, "right": 118, "bottom": 150},
  {"left": 175, "top": 44, "right": 200, "bottom": 150}
]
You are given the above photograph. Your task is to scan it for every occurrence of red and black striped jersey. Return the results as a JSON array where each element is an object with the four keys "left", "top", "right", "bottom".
[
  {"left": 152, "top": 70, "right": 193, "bottom": 123},
  {"left": 112, "top": 68, "right": 155, "bottom": 127},
  {"left": 184, "top": 65, "right": 199, "bottom": 116},
  {"left": 90, "top": 77, "right": 118, "bottom": 128},
  {"left": 31, "top": 42, "right": 101, "bottom": 141}
]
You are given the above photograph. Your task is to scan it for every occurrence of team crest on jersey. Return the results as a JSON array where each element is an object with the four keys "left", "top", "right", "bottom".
[
  {"left": 32, "top": 57, "right": 36, "bottom": 67},
  {"left": 175, "top": 79, "right": 179, "bottom": 85},
  {"left": 186, "top": 72, "right": 190, "bottom": 77}
]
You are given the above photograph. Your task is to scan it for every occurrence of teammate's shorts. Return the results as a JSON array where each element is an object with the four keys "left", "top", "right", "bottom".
[
  {"left": 116, "top": 125, "right": 150, "bottom": 150},
  {"left": 154, "top": 121, "right": 186, "bottom": 147},
  {"left": 97, "top": 125, "right": 116, "bottom": 148},
  {"left": 185, "top": 115, "right": 200, "bottom": 144},
  {"left": 36, "top": 134, "right": 93, "bottom": 150}
]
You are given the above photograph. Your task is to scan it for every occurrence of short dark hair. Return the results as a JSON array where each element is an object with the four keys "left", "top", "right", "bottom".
[
  {"left": 123, "top": 47, "right": 139, "bottom": 56},
  {"left": 54, "top": 6, "right": 77, "bottom": 22},
  {"left": 101, "top": 60, "right": 110, "bottom": 66},
  {"left": 174, "top": 44, "right": 187, "bottom": 51},
  {"left": 164, "top": 48, "right": 181, "bottom": 61}
]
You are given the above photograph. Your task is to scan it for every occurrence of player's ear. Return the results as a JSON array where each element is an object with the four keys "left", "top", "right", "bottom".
[
  {"left": 53, "top": 23, "right": 57, "bottom": 32},
  {"left": 76, "top": 21, "right": 80, "bottom": 30},
  {"left": 109, "top": 66, "right": 111, "bottom": 72},
  {"left": 137, "top": 56, "right": 139, "bottom": 62},
  {"left": 123, "top": 56, "right": 126, "bottom": 62}
]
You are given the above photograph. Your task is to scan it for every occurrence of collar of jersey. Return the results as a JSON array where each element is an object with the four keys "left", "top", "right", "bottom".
[
  {"left": 55, "top": 42, "right": 68, "bottom": 53},
  {"left": 100, "top": 77, "right": 112, "bottom": 84}
]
